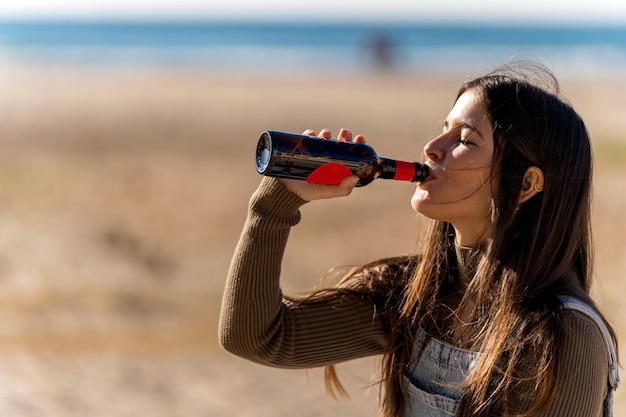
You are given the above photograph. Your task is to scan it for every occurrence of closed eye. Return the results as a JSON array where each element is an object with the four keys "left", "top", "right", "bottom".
[{"left": 457, "top": 137, "right": 476, "bottom": 146}]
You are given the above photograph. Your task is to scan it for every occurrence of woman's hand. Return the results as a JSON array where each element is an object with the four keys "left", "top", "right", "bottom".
[{"left": 279, "top": 128, "right": 366, "bottom": 201}]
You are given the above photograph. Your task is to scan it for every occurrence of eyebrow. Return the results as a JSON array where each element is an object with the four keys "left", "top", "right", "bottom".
[{"left": 444, "top": 120, "right": 485, "bottom": 140}]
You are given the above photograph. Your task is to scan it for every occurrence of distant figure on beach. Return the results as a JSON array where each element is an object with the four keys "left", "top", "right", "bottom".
[
  {"left": 364, "top": 32, "right": 394, "bottom": 71},
  {"left": 219, "top": 62, "right": 619, "bottom": 417}
]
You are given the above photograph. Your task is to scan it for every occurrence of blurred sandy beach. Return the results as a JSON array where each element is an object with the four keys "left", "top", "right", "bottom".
[{"left": 0, "top": 66, "right": 623, "bottom": 416}]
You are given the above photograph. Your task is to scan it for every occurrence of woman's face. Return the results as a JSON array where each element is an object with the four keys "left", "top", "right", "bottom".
[{"left": 411, "top": 89, "right": 495, "bottom": 245}]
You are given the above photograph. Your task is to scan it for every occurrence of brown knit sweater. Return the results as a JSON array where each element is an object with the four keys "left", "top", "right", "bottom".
[{"left": 219, "top": 177, "right": 609, "bottom": 416}]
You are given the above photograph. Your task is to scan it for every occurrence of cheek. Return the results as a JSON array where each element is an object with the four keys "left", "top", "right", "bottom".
[{"left": 445, "top": 147, "right": 492, "bottom": 172}]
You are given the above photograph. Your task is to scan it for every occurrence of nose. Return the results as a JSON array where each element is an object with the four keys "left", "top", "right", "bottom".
[{"left": 423, "top": 134, "right": 445, "bottom": 162}]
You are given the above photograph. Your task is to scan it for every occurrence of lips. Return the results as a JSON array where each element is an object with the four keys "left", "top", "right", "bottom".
[
  {"left": 417, "top": 173, "right": 435, "bottom": 186},
  {"left": 421, "top": 163, "right": 438, "bottom": 182}
]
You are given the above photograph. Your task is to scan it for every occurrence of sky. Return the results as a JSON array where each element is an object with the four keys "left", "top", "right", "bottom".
[{"left": 1, "top": 0, "right": 626, "bottom": 24}]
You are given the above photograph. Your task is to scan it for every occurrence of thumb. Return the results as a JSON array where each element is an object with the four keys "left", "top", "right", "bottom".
[{"left": 319, "top": 175, "right": 359, "bottom": 199}]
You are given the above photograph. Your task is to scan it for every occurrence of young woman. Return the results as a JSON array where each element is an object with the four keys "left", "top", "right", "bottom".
[{"left": 219, "top": 64, "right": 619, "bottom": 417}]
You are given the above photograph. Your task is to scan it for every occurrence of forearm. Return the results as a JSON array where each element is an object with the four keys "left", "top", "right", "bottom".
[{"left": 219, "top": 177, "right": 303, "bottom": 361}]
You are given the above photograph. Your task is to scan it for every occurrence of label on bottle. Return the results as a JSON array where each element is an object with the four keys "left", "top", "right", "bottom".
[
  {"left": 394, "top": 161, "right": 416, "bottom": 181},
  {"left": 306, "top": 162, "right": 353, "bottom": 185}
]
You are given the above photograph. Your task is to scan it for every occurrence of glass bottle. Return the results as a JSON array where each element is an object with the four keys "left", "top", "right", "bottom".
[{"left": 255, "top": 130, "right": 428, "bottom": 187}]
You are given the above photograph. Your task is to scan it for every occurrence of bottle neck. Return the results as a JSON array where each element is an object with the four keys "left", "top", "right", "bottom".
[
  {"left": 379, "top": 158, "right": 397, "bottom": 179},
  {"left": 379, "top": 157, "right": 423, "bottom": 182}
]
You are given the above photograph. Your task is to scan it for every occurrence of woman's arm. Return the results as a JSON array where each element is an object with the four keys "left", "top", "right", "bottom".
[{"left": 218, "top": 177, "right": 388, "bottom": 368}]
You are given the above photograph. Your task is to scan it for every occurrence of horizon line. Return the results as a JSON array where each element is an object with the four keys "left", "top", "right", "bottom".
[{"left": 1, "top": 17, "right": 626, "bottom": 27}]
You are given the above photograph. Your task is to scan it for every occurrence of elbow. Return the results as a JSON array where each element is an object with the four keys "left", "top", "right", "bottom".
[
  {"left": 218, "top": 320, "right": 294, "bottom": 368},
  {"left": 217, "top": 305, "right": 254, "bottom": 358},
  {"left": 218, "top": 303, "right": 296, "bottom": 367},
  {"left": 217, "top": 321, "right": 268, "bottom": 363},
  {"left": 218, "top": 321, "right": 249, "bottom": 358}
]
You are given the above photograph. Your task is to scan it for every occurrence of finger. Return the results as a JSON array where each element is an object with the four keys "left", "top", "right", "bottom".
[
  {"left": 354, "top": 134, "right": 366, "bottom": 144},
  {"left": 303, "top": 129, "right": 317, "bottom": 136},
  {"left": 337, "top": 128, "right": 353, "bottom": 142},
  {"left": 318, "top": 129, "right": 332, "bottom": 139}
]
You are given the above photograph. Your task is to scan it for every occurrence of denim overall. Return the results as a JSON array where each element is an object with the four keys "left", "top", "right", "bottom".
[
  {"left": 403, "top": 296, "right": 619, "bottom": 417},
  {"left": 403, "top": 330, "right": 476, "bottom": 417}
]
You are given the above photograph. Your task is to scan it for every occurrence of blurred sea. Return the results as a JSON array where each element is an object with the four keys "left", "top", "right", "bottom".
[{"left": 0, "top": 20, "right": 625, "bottom": 77}]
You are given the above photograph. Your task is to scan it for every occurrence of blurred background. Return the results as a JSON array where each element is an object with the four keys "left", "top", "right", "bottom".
[{"left": 0, "top": 1, "right": 624, "bottom": 416}]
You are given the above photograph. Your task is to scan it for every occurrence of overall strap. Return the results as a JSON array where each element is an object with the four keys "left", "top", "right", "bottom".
[{"left": 559, "top": 296, "right": 620, "bottom": 417}]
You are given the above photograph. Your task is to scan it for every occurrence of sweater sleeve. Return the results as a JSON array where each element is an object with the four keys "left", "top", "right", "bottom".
[
  {"left": 537, "top": 309, "right": 609, "bottom": 417},
  {"left": 218, "top": 177, "right": 388, "bottom": 368}
]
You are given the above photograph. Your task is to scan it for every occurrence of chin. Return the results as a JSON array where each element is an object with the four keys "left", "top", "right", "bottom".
[
  {"left": 411, "top": 197, "right": 435, "bottom": 218},
  {"left": 411, "top": 189, "right": 433, "bottom": 212},
  {"left": 411, "top": 195, "right": 456, "bottom": 223}
]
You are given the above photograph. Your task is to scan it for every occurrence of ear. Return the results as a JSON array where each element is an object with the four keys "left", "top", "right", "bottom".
[{"left": 518, "top": 166, "right": 544, "bottom": 204}]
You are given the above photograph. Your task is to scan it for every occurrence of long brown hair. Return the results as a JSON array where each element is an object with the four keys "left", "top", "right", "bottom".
[{"left": 309, "top": 63, "right": 618, "bottom": 416}]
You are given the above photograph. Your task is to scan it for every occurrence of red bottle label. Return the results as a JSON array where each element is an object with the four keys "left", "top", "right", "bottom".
[
  {"left": 394, "top": 161, "right": 416, "bottom": 181},
  {"left": 306, "top": 162, "right": 353, "bottom": 185}
]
